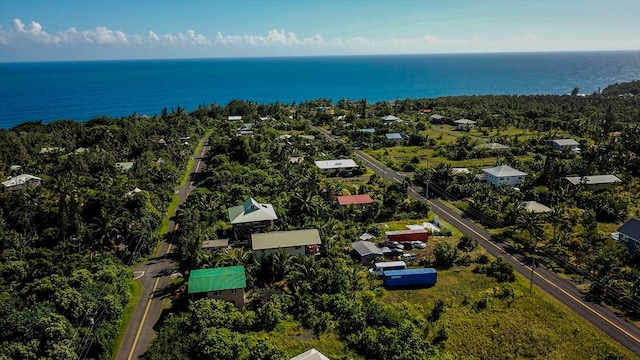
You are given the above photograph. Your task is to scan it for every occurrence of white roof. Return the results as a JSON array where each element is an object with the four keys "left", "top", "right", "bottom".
[
  {"left": 521, "top": 201, "right": 552, "bottom": 213},
  {"left": 290, "top": 349, "right": 330, "bottom": 360},
  {"left": 382, "top": 115, "right": 400, "bottom": 121},
  {"left": 228, "top": 197, "right": 278, "bottom": 224},
  {"left": 228, "top": 115, "right": 242, "bottom": 121},
  {"left": 482, "top": 165, "right": 527, "bottom": 177},
  {"left": 565, "top": 175, "right": 621, "bottom": 186},
  {"left": 314, "top": 159, "right": 357, "bottom": 169},
  {"left": 451, "top": 167, "right": 470, "bottom": 175},
  {"left": 2, "top": 174, "right": 42, "bottom": 187},
  {"left": 552, "top": 139, "right": 579, "bottom": 146},
  {"left": 454, "top": 119, "right": 476, "bottom": 124}
]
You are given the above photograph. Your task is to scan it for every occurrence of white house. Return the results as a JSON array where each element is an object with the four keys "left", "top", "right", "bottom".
[
  {"left": 2, "top": 174, "right": 42, "bottom": 191},
  {"left": 251, "top": 229, "right": 321, "bottom": 261},
  {"left": 454, "top": 119, "right": 477, "bottom": 130},
  {"left": 549, "top": 139, "right": 581, "bottom": 154},
  {"left": 482, "top": 165, "right": 527, "bottom": 187}
]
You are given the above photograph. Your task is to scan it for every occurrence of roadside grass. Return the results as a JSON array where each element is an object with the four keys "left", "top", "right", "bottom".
[
  {"left": 111, "top": 280, "right": 143, "bottom": 360},
  {"left": 378, "top": 244, "right": 636, "bottom": 359}
]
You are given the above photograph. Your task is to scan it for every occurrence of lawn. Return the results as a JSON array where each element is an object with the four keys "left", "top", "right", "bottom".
[{"left": 111, "top": 280, "right": 143, "bottom": 360}]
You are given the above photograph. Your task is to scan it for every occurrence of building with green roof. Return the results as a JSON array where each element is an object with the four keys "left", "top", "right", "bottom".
[{"left": 188, "top": 266, "right": 247, "bottom": 308}]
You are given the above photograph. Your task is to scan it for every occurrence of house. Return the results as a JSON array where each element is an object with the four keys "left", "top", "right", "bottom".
[
  {"left": 482, "top": 165, "right": 527, "bottom": 187},
  {"left": 115, "top": 162, "right": 134, "bottom": 171},
  {"left": 251, "top": 229, "right": 322, "bottom": 261},
  {"left": 382, "top": 115, "right": 402, "bottom": 124},
  {"left": 188, "top": 266, "right": 246, "bottom": 308},
  {"left": 358, "top": 128, "right": 376, "bottom": 134},
  {"left": 612, "top": 218, "right": 640, "bottom": 252},
  {"left": 228, "top": 115, "right": 242, "bottom": 121},
  {"left": 9, "top": 165, "right": 21, "bottom": 174},
  {"left": 228, "top": 197, "right": 278, "bottom": 238},
  {"left": 549, "top": 139, "right": 581, "bottom": 153},
  {"left": 236, "top": 123, "right": 254, "bottom": 137},
  {"left": 521, "top": 201, "right": 552, "bottom": 214},
  {"left": 201, "top": 239, "right": 230, "bottom": 251},
  {"left": 125, "top": 187, "right": 143, "bottom": 197},
  {"left": 565, "top": 175, "right": 621, "bottom": 189},
  {"left": 351, "top": 240, "right": 383, "bottom": 263},
  {"left": 2, "top": 174, "right": 42, "bottom": 191},
  {"left": 314, "top": 159, "right": 358, "bottom": 170},
  {"left": 290, "top": 348, "right": 330, "bottom": 360},
  {"left": 430, "top": 114, "right": 449, "bottom": 124},
  {"left": 336, "top": 194, "right": 373, "bottom": 206},
  {"left": 40, "top": 147, "right": 64, "bottom": 154},
  {"left": 451, "top": 168, "right": 470, "bottom": 176},
  {"left": 454, "top": 119, "right": 477, "bottom": 130},
  {"left": 360, "top": 232, "right": 376, "bottom": 241},
  {"left": 158, "top": 138, "right": 167, "bottom": 147},
  {"left": 289, "top": 156, "right": 304, "bottom": 164},
  {"left": 385, "top": 133, "right": 404, "bottom": 144}
]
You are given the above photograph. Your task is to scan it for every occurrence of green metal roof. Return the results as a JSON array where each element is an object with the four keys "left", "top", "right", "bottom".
[{"left": 188, "top": 266, "right": 246, "bottom": 294}]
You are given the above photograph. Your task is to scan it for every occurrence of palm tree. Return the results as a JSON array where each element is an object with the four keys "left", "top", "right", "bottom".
[{"left": 517, "top": 210, "right": 545, "bottom": 294}]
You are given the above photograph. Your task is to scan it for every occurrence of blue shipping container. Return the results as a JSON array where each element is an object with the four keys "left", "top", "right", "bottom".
[{"left": 383, "top": 268, "right": 437, "bottom": 288}]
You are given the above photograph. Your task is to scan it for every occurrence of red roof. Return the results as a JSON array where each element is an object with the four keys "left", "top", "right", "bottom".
[{"left": 337, "top": 194, "right": 374, "bottom": 205}]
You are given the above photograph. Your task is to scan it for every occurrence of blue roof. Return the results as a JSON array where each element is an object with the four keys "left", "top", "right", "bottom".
[
  {"left": 384, "top": 268, "right": 436, "bottom": 276},
  {"left": 618, "top": 218, "right": 640, "bottom": 241}
]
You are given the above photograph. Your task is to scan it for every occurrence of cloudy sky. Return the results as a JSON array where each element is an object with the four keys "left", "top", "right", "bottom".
[{"left": 0, "top": 0, "right": 638, "bottom": 62}]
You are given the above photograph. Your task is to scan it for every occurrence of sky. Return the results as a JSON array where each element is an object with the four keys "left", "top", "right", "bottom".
[{"left": 0, "top": 0, "right": 639, "bottom": 62}]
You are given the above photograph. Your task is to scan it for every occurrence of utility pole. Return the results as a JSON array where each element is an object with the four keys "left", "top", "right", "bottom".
[{"left": 529, "top": 241, "right": 537, "bottom": 295}]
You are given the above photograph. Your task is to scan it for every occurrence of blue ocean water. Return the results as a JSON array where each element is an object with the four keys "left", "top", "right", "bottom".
[{"left": 0, "top": 51, "right": 638, "bottom": 129}]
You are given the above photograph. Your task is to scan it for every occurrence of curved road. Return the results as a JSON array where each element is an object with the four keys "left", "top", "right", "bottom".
[
  {"left": 314, "top": 125, "right": 640, "bottom": 356},
  {"left": 116, "top": 137, "right": 209, "bottom": 360}
]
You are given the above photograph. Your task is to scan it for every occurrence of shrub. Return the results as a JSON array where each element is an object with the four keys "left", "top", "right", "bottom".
[
  {"left": 458, "top": 234, "right": 478, "bottom": 252},
  {"left": 434, "top": 241, "right": 458, "bottom": 269}
]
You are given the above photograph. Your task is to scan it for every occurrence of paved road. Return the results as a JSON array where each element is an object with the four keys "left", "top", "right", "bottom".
[
  {"left": 116, "top": 137, "right": 209, "bottom": 360},
  {"left": 314, "top": 126, "right": 640, "bottom": 356}
]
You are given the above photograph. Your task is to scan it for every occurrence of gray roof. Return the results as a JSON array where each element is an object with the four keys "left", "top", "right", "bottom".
[
  {"left": 351, "top": 241, "right": 383, "bottom": 257},
  {"left": 454, "top": 119, "right": 476, "bottom": 124},
  {"left": 551, "top": 139, "right": 579, "bottom": 146},
  {"left": 251, "top": 229, "right": 321, "bottom": 250},
  {"left": 228, "top": 197, "right": 278, "bottom": 224},
  {"left": 358, "top": 128, "right": 376, "bottom": 133},
  {"left": 482, "top": 165, "right": 527, "bottom": 177},
  {"left": 385, "top": 133, "right": 403, "bottom": 140},
  {"left": 290, "top": 349, "right": 330, "bottom": 360},
  {"left": 382, "top": 115, "right": 400, "bottom": 121},
  {"left": 521, "top": 201, "right": 552, "bottom": 214},
  {"left": 618, "top": 218, "right": 640, "bottom": 241},
  {"left": 202, "top": 239, "right": 229, "bottom": 249},
  {"left": 565, "top": 175, "right": 621, "bottom": 186},
  {"left": 430, "top": 114, "right": 447, "bottom": 120}
]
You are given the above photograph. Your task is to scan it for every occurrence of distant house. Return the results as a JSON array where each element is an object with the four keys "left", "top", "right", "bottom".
[
  {"left": 336, "top": 194, "right": 373, "bottom": 206},
  {"left": 289, "top": 156, "right": 304, "bottom": 164},
  {"left": 158, "top": 138, "right": 167, "bottom": 147},
  {"left": 451, "top": 167, "right": 470, "bottom": 176},
  {"left": 228, "top": 197, "right": 278, "bottom": 238},
  {"left": 358, "top": 128, "right": 376, "bottom": 134},
  {"left": 115, "top": 162, "right": 135, "bottom": 172},
  {"left": 430, "top": 114, "right": 449, "bottom": 124},
  {"left": 251, "top": 229, "right": 322, "bottom": 261},
  {"left": 40, "top": 147, "right": 64, "bottom": 154},
  {"left": 360, "top": 232, "right": 376, "bottom": 241},
  {"left": 201, "top": 239, "right": 230, "bottom": 251},
  {"left": 314, "top": 159, "right": 358, "bottom": 170},
  {"left": 236, "top": 123, "right": 254, "bottom": 137},
  {"left": 454, "top": 119, "right": 477, "bottom": 130},
  {"left": 382, "top": 115, "right": 402, "bottom": 124},
  {"left": 228, "top": 115, "right": 242, "bottom": 121},
  {"left": 521, "top": 201, "right": 552, "bottom": 214},
  {"left": 2, "top": 174, "right": 42, "bottom": 191},
  {"left": 188, "top": 266, "right": 246, "bottom": 308},
  {"left": 482, "top": 165, "right": 527, "bottom": 187},
  {"left": 612, "top": 218, "right": 640, "bottom": 252},
  {"left": 351, "top": 240, "right": 383, "bottom": 263},
  {"left": 549, "top": 139, "right": 581, "bottom": 154},
  {"left": 9, "top": 165, "right": 21, "bottom": 174},
  {"left": 565, "top": 175, "right": 621, "bottom": 189},
  {"left": 125, "top": 187, "right": 143, "bottom": 197},
  {"left": 290, "top": 348, "right": 330, "bottom": 360},
  {"left": 385, "top": 133, "right": 404, "bottom": 144}
]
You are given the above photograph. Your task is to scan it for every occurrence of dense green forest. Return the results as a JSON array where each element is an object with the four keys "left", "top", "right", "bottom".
[{"left": 1, "top": 81, "right": 639, "bottom": 359}]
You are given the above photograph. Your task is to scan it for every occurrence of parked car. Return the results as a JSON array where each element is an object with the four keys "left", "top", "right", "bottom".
[
  {"left": 402, "top": 253, "right": 417, "bottom": 261},
  {"left": 411, "top": 241, "right": 426, "bottom": 249},
  {"left": 388, "top": 241, "right": 404, "bottom": 250},
  {"left": 403, "top": 242, "right": 414, "bottom": 250}
]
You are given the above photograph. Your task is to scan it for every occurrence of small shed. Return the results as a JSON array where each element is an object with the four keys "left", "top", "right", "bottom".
[{"left": 351, "top": 240, "right": 383, "bottom": 263}]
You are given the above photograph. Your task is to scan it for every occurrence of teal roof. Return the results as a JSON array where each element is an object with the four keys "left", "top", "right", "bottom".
[{"left": 188, "top": 266, "right": 246, "bottom": 294}]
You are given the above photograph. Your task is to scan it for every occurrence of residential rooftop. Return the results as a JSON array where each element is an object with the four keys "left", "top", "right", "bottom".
[
  {"left": 251, "top": 229, "right": 321, "bottom": 251},
  {"left": 188, "top": 266, "right": 246, "bottom": 294},
  {"left": 482, "top": 165, "right": 527, "bottom": 177},
  {"left": 565, "top": 175, "right": 621, "bottom": 186}
]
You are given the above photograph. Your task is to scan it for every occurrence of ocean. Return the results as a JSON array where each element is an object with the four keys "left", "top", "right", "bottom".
[{"left": 0, "top": 51, "right": 638, "bottom": 129}]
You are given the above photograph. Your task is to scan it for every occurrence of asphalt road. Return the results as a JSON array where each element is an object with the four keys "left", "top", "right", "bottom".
[
  {"left": 116, "top": 137, "right": 209, "bottom": 360},
  {"left": 314, "top": 125, "right": 640, "bottom": 356}
]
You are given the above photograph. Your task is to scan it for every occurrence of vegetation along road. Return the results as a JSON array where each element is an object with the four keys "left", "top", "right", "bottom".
[
  {"left": 116, "top": 136, "right": 209, "bottom": 360},
  {"left": 313, "top": 125, "right": 640, "bottom": 356}
]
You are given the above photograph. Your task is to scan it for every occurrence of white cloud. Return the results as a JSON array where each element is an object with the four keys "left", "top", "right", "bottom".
[{"left": 214, "top": 29, "right": 324, "bottom": 47}]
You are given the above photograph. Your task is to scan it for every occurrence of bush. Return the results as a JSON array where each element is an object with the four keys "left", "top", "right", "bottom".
[
  {"left": 434, "top": 241, "right": 458, "bottom": 269},
  {"left": 458, "top": 234, "right": 478, "bottom": 252},
  {"left": 476, "top": 254, "right": 490, "bottom": 264}
]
